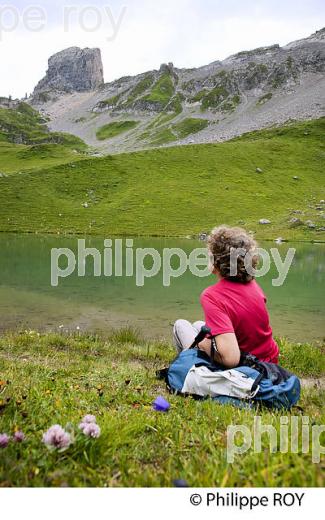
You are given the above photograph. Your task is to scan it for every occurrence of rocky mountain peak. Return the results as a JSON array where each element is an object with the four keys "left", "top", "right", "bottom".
[
  {"left": 284, "top": 26, "right": 325, "bottom": 48},
  {"left": 159, "top": 62, "right": 175, "bottom": 73},
  {"left": 33, "top": 47, "right": 104, "bottom": 95},
  {"left": 29, "top": 28, "right": 325, "bottom": 154},
  {"left": 313, "top": 27, "right": 325, "bottom": 40},
  {"left": 225, "top": 44, "right": 280, "bottom": 64}
]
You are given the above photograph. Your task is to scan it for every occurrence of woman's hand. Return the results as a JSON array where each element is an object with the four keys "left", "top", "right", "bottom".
[{"left": 198, "top": 338, "right": 212, "bottom": 355}]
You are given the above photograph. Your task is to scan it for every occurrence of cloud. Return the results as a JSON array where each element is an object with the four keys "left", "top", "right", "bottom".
[{"left": 0, "top": 0, "right": 324, "bottom": 98}]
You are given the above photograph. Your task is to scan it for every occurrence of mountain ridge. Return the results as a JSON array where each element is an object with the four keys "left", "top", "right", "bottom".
[{"left": 28, "top": 27, "right": 325, "bottom": 153}]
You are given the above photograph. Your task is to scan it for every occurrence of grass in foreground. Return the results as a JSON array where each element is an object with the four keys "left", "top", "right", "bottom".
[{"left": 0, "top": 330, "right": 324, "bottom": 487}]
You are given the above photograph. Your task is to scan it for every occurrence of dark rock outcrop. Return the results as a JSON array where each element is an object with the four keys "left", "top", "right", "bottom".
[{"left": 33, "top": 47, "right": 104, "bottom": 95}]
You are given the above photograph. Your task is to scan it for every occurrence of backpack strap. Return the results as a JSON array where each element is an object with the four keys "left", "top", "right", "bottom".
[{"left": 210, "top": 336, "right": 218, "bottom": 365}]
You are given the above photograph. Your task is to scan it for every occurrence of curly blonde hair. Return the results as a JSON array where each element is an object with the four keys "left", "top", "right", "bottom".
[{"left": 207, "top": 225, "right": 258, "bottom": 283}]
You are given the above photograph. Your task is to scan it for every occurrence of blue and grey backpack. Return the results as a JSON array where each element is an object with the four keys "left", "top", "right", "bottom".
[{"left": 157, "top": 327, "right": 300, "bottom": 410}]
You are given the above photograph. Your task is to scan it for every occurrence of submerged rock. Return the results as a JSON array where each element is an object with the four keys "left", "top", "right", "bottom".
[{"left": 198, "top": 232, "right": 208, "bottom": 240}]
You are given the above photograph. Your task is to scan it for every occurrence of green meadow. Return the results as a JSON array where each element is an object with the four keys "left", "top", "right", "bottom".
[
  {"left": 0, "top": 104, "right": 324, "bottom": 488},
  {"left": 0, "top": 330, "right": 324, "bottom": 487},
  {"left": 0, "top": 115, "right": 324, "bottom": 240}
]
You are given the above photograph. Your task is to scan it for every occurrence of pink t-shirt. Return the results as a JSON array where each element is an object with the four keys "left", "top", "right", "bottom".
[{"left": 200, "top": 278, "right": 279, "bottom": 363}]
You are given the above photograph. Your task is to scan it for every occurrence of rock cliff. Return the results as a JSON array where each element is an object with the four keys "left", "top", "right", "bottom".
[{"left": 33, "top": 47, "right": 104, "bottom": 96}]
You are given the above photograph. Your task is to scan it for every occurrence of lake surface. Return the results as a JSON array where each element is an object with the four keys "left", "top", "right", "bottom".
[{"left": 0, "top": 233, "right": 324, "bottom": 343}]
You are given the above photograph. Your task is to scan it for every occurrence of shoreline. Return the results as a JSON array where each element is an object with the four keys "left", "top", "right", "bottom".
[{"left": 0, "top": 229, "right": 324, "bottom": 244}]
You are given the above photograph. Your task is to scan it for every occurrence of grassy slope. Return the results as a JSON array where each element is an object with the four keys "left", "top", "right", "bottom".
[
  {"left": 124, "top": 73, "right": 155, "bottom": 106},
  {"left": 142, "top": 73, "right": 175, "bottom": 106},
  {"left": 147, "top": 117, "right": 210, "bottom": 144},
  {"left": 96, "top": 121, "right": 138, "bottom": 141},
  {"left": 0, "top": 102, "right": 49, "bottom": 144},
  {"left": 0, "top": 330, "right": 324, "bottom": 487},
  {"left": 0, "top": 102, "right": 86, "bottom": 150},
  {"left": 0, "top": 102, "right": 88, "bottom": 175},
  {"left": 173, "top": 117, "right": 209, "bottom": 138},
  {"left": 0, "top": 118, "right": 324, "bottom": 240},
  {"left": 0, "top": 142, "right": 86, "bottom": 175}
]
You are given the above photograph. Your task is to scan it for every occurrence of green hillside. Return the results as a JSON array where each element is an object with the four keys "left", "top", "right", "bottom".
[
  {"left": 96, "top": 120, "right": 138, "bottom": 140},
  {"left": 0, "top": 118, "right": 324, "bottom": 240},
  {"left": 0, "top": 102, "right": 86, "bottom": 150},
  {"left": 0, "top": 102, "right": 87, "bottom": 174}
]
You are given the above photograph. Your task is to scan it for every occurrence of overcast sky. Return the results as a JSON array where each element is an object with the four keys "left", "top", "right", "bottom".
[{"left": 1, "top": 0, "right": 324, "bottom": 98}]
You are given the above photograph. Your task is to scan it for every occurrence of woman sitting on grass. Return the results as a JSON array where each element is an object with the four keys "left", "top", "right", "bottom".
[{"left": 173, "top": 225, "right": 279, "bottom": 367}]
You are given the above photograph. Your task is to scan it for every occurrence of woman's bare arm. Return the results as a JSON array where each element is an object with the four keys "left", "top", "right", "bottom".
[{"left": 199, "top": 333, "right": 241, "bottom": 368}]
